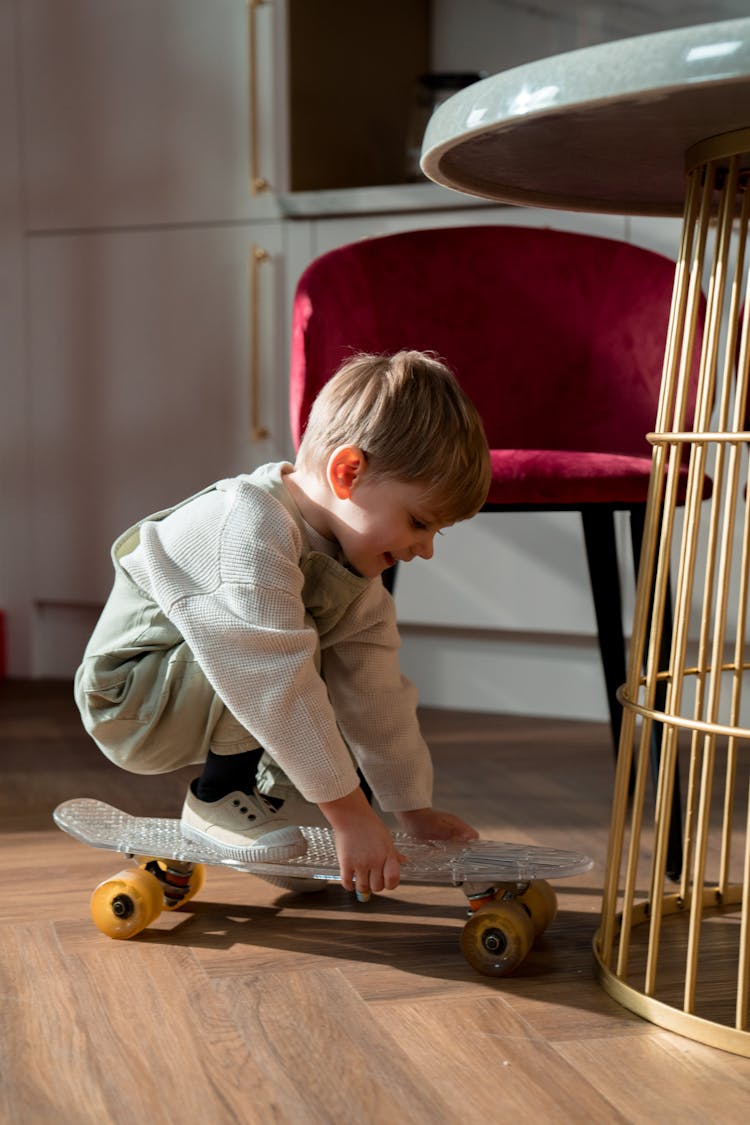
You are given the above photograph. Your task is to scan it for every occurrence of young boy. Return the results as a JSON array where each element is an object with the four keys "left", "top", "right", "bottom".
[{"left": 74, "top": 350, "right": 491, "bottom": 897}]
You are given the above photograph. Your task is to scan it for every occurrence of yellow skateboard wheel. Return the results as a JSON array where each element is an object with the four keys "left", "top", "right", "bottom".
[
  {"left": 90, "top": 868, "right": 163, "bottom": 939},
  {"left": 517, "top": 879, "right": 558, "bottom": 936},
  {"left": 460, "top": 899, "right": 535, "bottom": 976}
]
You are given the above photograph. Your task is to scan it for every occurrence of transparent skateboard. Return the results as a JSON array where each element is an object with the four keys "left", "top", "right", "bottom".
[{"left": 54, "top": 798, "right": 593, "bottom": 976}]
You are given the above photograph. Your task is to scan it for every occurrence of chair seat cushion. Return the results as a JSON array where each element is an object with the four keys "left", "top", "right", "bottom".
[{"left": 487, "top": 448, "right": 697, "bottom": 506}]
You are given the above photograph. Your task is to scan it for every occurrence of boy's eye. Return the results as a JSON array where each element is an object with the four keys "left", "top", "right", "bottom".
[{"left": 410, "top": 516, "right": 427, "bottom": 531}]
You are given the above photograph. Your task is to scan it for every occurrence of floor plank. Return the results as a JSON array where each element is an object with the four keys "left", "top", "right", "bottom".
[
  {"left": 372, "top": 995, "right": 630, "bottom": 1123},
  {"left": 212, "top": 968, "right": 456, "bottom": 1124},
  {"left": 554, "top": 1033, "right": 750, "bottom": 1123}
]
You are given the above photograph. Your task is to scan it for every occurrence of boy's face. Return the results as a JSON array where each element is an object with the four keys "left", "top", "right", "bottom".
[{"left": 329, "top": 452, "right": 448, "bottom": 578}]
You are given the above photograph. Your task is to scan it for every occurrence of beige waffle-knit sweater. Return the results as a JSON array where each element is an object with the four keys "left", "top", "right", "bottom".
[{"left": 121, "top": 463, "right": 434, "bottom": 812}]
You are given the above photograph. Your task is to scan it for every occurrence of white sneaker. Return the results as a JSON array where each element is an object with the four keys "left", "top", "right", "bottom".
[{"left": 180, "top": 785, "right": 307, "bottom": 861}]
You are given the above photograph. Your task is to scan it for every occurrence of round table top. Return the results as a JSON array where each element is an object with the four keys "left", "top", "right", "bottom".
[{"left": 421, "top": 17, "right": 750, "bottom": 216}]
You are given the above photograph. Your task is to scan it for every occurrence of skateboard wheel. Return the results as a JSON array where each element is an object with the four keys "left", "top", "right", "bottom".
[
  {"left": 517, "top": 879, "right": 558, "bottom": 936},
  {"left": 137, "top": 856, "right": 207, "bottom": 910},
  {"left": 460, "top": 900, "right": 534, "bottom": 976},
  {"left": 90, "top": 868, "right": 163, "bottom": 939}
]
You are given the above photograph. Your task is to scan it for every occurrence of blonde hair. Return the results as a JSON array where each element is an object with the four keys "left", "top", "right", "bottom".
[{"left": 296, "top": 350, "right": 491, "bottom": 522}]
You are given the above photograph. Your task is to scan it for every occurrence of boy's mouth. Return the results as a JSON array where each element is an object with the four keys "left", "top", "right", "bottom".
[{"left": 383, "top": 552, "right": 396, "bottom": 568}]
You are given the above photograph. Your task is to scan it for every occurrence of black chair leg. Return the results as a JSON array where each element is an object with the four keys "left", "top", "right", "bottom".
[
  {"left": 630, "top": 505, "right": 682, "bottom": 880},
  {"left": 581, "top": 507, "right": 627, "bottom": 758},
  {"left": 362, "top": 563, "right": 399, "bottom": 805}
]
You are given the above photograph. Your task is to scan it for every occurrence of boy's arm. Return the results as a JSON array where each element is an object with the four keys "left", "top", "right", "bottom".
[{"left": 321, "top": 586, "right": 435, "bottom": 814}]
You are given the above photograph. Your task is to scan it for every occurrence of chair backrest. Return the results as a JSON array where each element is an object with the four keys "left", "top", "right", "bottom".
[{"left": 290, "top": 225, "right": 701, "bottom": 456}]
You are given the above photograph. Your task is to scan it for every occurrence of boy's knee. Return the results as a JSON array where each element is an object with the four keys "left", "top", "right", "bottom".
[{"left": 209, "top": 706, "right": 260, "bottom": 754}]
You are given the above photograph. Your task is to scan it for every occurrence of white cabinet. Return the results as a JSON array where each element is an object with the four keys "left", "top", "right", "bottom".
[
  {"left": 18, "top": 0, "right": 283, "bottom": 228},
  {"left": 27, "top": 222, "right": 286, "bottom": 607},
  {"left": 8, "top": 0, "right": 292, "bottom": 674}
]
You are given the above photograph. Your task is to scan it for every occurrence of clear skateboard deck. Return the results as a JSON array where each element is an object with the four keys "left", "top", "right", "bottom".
[
  {"left": 54, "top": 798, "right": 593, "bottom": 976},
  {"left": 54, "top": 798, "right": 592, "bottom": 884}
]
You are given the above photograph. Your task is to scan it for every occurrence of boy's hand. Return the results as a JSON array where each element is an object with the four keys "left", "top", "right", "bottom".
[
  {"left": 319, "top": 787, "right": 406, "bottom": 895},
  {"left": 394, "top": 807, "right": 479, "bottom": 842}
]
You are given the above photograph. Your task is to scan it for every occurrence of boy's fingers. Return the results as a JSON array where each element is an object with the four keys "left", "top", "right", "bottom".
[
  {"left": 352, "top": 852, "right": 404, "bottom": 899},
  {"left": 353, "top": 866, "right": 374, "bottom": 901},
  {"left": 383, "top": 852, "right": 403, "bottom": 891},
  {"left": 340, "top": 865, "right": 355, "bottom": 892}
]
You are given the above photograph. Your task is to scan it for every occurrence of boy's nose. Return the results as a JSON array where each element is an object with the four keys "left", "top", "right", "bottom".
[{"left": 414, "top": 533, "right": 435, "bottom": 560}]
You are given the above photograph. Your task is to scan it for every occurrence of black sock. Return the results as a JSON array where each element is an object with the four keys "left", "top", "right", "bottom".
[{"left": 192, "top": 748, "right": 264, "bottom": 803}]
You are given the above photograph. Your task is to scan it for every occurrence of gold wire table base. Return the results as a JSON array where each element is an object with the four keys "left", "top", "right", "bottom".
[{"left": 596, "top": 128, "right": 750, "bottom": 1057}]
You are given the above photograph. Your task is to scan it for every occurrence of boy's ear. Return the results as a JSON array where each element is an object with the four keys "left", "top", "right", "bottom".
[{"left": 328, "top": 445, "right": 366, "bottom": 500}]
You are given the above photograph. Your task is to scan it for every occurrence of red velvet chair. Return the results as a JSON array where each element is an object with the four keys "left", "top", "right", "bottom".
[{"left": 290, "top": 225, "right": 704, "bottom": 873}]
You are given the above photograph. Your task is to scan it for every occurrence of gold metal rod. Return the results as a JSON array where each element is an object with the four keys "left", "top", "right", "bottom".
[
  {"left": 655, "top": 171, "right": 700, "bottom": 433},
  {"left": 628, "top": 659, "right": 750, "bottom": 683},
  {"left": 688, "top": 158, "right": 737, "bottom": 792},
  {"left": 619, "top": 684, "right": 750, "bottom": 739},
  {"left": 647, "top": 164, "right": 715, "bottom": 994},
  {"left": 730, "top": 382, "right": 750, "bottom": 1031},
  {"left": 247, "top": 0, "right": 269, "bottom": 195},
  {"left": 737, "top": 778, "right": 750, "bottom": 1028},
  {"left": 250, "top": 244, "right": 270, "bottom": 441},
  {"left": 730, "top": 201, "right": 750, "bottom": 419},
  {"left": 693, "top": 162, "right": 737, "bottom": 431},
  {"left": 644, "top": 731, "right": 678, "bottom": 989},
  {"left": 701, "top": 192, "right": 749, "bottom": 897},
  {"left": 675, "top": 163, "right": 737, "bottom": 896},
  {"left": 617, "top": 177, "right": 701, "bottom": 969},
  {"left": 601, "top": 696, "right": 641, "bottom": 966},
  {"left": 717, "top": 159, "right": 748, "bottom": 436},
  {"left": 655, "top": 167, "right": 714, "bottom": 729},
  {"left": 682, "top": 161, "right": 740, "bottom": 1012},
  {"left": 723, "top": 208, "right": 750, "bottom": 894},
  {"left": 615, "top": 700, "right": 655, "bottom": 974},
  {"left": 621, "top": 171, "right": 701, "bottom": 699},
  {"left": 721, "top": 478, "right": 750, "bottom": 893},
  {"left": 653, "top": 172, "right": 712, "bottom": 736},
  {"left": 603, "top": 170, "right": 701, "bottom": 972},
  {"left": 647, "top": 431, "right": 750, "bottom": 444},
  {"left": 681, "top": 725, "right": 702, "bottom": 902},
  {"left": 644, "top": 165, "right": 715, "bottom": 993},
  {"left": 715, "top": 460, "right": 748, "bottom": 888},
  {"left": 683, "top": 740, "right": 717, "bottom": 1012}
]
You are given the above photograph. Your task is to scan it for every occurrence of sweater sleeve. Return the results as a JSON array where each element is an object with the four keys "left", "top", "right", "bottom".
[
  {"left": 319, "top": 584, "right": 434, "bottom": 812},
  {"left": 122, "top": 479, "right": 362, "bottom": 804}
]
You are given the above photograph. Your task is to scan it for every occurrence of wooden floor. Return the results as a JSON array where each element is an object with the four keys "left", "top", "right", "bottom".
[{"left": 2, "top": 680, "right": 750, "bottom": 1123}]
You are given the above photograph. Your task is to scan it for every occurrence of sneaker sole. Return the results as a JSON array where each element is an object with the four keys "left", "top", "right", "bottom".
[{"left": 180, "top": 822, "right": 307, "bottom": 863}]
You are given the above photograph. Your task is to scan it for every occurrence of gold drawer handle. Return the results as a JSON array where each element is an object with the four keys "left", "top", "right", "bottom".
[
  {"left": 248, "top": 0, "right": 268, "bottom": 195},
  {"left": 250, "top": 245, "right": 270, "bottom": 442}
]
